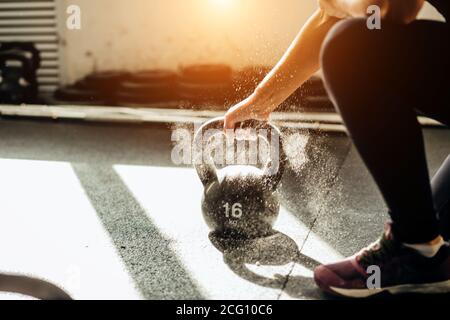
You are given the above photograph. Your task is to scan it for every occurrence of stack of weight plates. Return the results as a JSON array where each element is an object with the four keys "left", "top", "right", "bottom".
[
  {"left": 178, "top": 64, "right": 233, "bottom": 109},
  {"left": 298, "top": 76, "right": 334, "bottom": 112},
  {"left": 54, "top": 85, "right": 104, "bottom": 105},
  {"left": 116, "top": 70, "right": 178, "bottom": 107},
  {"left": 76, "top": 71, "right": 129, "bottom": 105},
  {"left": 279, "top": 75, "right": 334, "bottom": 112},
  {"left": 54, "top": 71, "right": 129, "bottom": 105},
  {"left": 0, "top": 42, "right": 40, "bottom": 104}
]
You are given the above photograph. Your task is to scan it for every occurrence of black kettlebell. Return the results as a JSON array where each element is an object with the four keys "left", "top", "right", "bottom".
[
  {"left": 194, "top": 117, "right": 286, "bottom": 239},
  {"left": 0, "top": 49, "right": 37, "bottom": 104}
]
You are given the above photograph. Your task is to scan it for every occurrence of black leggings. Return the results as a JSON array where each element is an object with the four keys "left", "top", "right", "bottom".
[
  {"left": 433, "top": 155, "right": 450, "bottom": 241},
  {"left": 321, "top": 18, "right": 450, "bottom": 243}
]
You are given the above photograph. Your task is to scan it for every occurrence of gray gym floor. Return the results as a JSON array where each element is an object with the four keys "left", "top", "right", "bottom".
[{"left": 0, "top": 118, "right": 449, "bottom": 300}]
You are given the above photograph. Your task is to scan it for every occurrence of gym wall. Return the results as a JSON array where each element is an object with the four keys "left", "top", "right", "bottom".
[{"left": 59, "top": 0, "right": 445, "bottom": 84}]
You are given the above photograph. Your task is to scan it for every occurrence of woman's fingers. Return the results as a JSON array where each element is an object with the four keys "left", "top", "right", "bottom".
[
  {"left": 224, "top": 96, "right": 271, "bottom": 130},
  {"left": 223, "top": 114, "right": 235, "bottom": 130},
  {"left": 224, "top": 107, "right": 270, "bottom": 130},
  {"left": 224, "top": 108, "right": 244, "bottom": 129}
]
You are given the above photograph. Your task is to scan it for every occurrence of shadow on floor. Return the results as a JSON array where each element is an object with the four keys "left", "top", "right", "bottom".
[
  {"left": 209, "top": 230, "right": 323, "bottom": 299},
  {"left": 72, "top": 163, "right": 204, "bottom": 299}
]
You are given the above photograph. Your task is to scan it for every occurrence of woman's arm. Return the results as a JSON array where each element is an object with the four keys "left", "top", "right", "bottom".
[
  {"left": 224, "top": 0, "right": 425, "bottom": 129},
  {"left": 224, "top": 9, "right": 340, "bottom": 129}
]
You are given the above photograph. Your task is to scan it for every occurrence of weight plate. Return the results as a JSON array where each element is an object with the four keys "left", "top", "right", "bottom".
[
  {"left": 178, "top": 81, "right": 233, "bottom": 99},
  {"left": 118, "top": 80, "right": 176, "bottom": 94},
  {"left": 54, "top": 86, "right": 99, "bottom": 102},
  {"left": 115, "top": 90, "right": 176, "bottom": 103},
  {"left": 0, "top": 42, "right": 40, "bottom": 70},
  {"left": 128, "top": 70, "right": 177, "bottom": 84},
  {"left": 0, "top": 50, "right": 35, "bottom": 79},
  {"left": 300, "top": 76, "right": 327, "bottom": 97},
  {"left": 302, "top": 95, "right": 334, "bottom": 110},
  {"left": 79, "top": 71, "right": 130, "bottom": 92}
]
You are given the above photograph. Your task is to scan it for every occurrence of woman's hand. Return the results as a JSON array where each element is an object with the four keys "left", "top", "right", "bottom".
[{"left": 224, "top": 95, "right": 272, "bottom": 130}]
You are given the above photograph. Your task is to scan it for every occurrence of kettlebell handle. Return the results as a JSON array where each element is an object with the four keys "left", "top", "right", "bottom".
[{"left": 193, "top": 117, "right": 286, "bottom": 191}]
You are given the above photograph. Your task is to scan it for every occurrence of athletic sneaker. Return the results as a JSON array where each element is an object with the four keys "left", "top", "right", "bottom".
[{"left": 314, "top": 223, "right": 450, "bottom": 298}]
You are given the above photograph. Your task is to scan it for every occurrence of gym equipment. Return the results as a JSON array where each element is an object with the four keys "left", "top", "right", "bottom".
[
  {"left": 128, "top": 70, "right": 177, "bottom": 85},
  {"left": 76, "top": 71, "right": 129, "bottom": 90},
  {"left": 53, "top": 71, "right": 129, "bottom": 105},
  {"left": 116, "top": 70, "right": 177, "bottom": 106},
  {"left": 0, "top": 50, "right": 35, "bottom": 77},
  {"left": 54, "top": 86, "right": 103, "bottom": 105},
  {"left": 279, "top": 76, "right": 333, "bottom": 112},
  {"left": 300, "top": 76, "right": 327, "bottom": 97},
  {"left": 116, "top": 70, "right": 178, "bottom": 106},
  {"left": 0, "top": 273, "right": 72, "bottom": 300},
  {"left": 0, "top": 47, "right": 39, "bottom": 104},
  {"left": 301, "top": 96, "right": 335, "bottom": 111},
  {"left": 178, "top": 81, "right": 232, "bottom": 104},
  {"left": 0, "top": 72, "right": 34, "bottom": 104},
  {"left": 0, "top": 42, "right": 41, "bottom": 71},
  {"left": 74, "top": 71, "right": 129, "bottom": 105},
  {"left": 179, "top": 64, "right": 233, "bottom": 108},
  {"left": 194, "top": 117, "right": 286, "bottom": 239}
]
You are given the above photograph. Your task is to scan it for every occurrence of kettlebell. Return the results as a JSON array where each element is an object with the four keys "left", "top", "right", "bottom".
[
  {"left": 194, "top": 117, "right": 286, "bottom": 239},
  {"left": 0, "top": 49, "right": 38, "bottom": 104}
]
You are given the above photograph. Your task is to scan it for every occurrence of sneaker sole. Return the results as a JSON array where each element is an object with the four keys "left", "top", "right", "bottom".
[{"left": 329, "top": 279, "right": 450, "bottom": 298}]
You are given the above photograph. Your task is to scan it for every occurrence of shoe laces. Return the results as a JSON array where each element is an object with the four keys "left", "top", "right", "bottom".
[{"left": 357, "top": 232, "right": 400, "bottom": 268}]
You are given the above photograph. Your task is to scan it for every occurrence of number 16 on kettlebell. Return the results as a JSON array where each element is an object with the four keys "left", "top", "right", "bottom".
[{"left": 223, "top": 202, "right": 243, "bottom": 219}]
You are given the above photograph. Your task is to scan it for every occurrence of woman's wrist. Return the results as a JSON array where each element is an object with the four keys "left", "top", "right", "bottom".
[{"left": 250, "top": 86, "right": 274, "bottom": 111}]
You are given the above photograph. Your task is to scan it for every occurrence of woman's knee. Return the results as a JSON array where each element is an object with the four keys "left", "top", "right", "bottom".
[
  {"left": 320, "top": 18, "right": 405, "bottom": 109},
  {"left": 320, "top": 18, "right": 375, "bottom": 81}
]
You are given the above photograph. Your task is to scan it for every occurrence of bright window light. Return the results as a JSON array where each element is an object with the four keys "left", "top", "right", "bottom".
[{"left": 210, "top": 0, "right": 234, "bottom": 9}]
